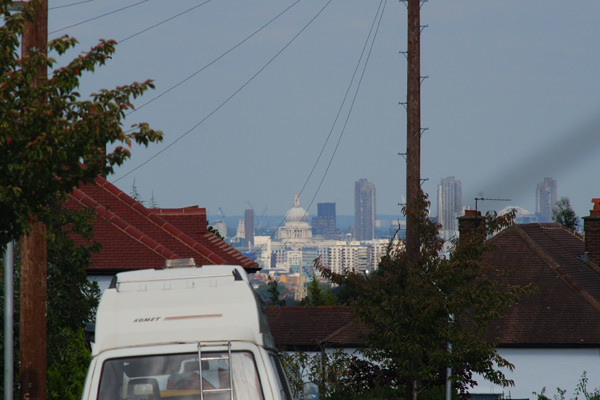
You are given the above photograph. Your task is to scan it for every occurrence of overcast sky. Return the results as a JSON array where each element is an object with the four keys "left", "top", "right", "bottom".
[{"left": 48, "top": 0, "right": 600, "bottom": 219}]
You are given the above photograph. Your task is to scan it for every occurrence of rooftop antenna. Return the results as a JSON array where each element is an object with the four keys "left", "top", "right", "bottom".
[{"left": 474, "top": 197, "right": 511, "bottom": 211}]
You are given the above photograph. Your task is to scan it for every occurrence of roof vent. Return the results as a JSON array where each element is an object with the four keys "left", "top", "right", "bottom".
[{"left": 164, "top": 258, "right": 196, "bottom": 269}]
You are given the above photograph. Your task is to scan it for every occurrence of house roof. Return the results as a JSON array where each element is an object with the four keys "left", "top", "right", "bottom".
[
  {"left": 68, "top": 176, "right": 259, "bottom": 274},
  {"left": 267, "top": 223, "right": 600, "bottom": 350},
  {"left": 267, "top": 306, "right": 366, "bottom": 350},
  {"left": 484, "top": 222, "right": 600, "bottom": 347}
]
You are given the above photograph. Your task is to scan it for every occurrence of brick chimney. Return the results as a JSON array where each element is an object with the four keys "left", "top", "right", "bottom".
[
  {"left": 583, "top": 198, "right": 600, "bottom": 266},
  {"left": 458, "top": 209, "right": 485, "bottom": 242}
]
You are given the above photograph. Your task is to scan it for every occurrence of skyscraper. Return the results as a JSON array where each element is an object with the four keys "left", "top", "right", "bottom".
[
  {"left": 536, "top": 177, "right": 557, "bottom": 222},
  {"left": 315, "top": 202, "right": 336, "bottom": 238},
  {"left": 437, "top": 177, "right": 462, "bottom": 237},
  {"left": 355, "top": 179, "right": 375, "bottom": 241},
  {"left": 244, "top": 208, "right": 254, "bottom": 247}
]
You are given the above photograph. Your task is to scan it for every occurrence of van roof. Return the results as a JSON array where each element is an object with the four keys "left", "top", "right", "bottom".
[{"left": 92, "top": 265, "right": 275, "bottom": 355}]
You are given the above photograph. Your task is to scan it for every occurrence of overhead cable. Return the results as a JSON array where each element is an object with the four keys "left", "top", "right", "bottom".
[
  {"left": 126, "top": 0, "right": 302, "bottom": 115},
  {"left": 49, "top": 0, "right": 150, "bottom": 35},
  {"left": 118, "top": 0, "right": 212, "bottom": 44},
  {"left": 306, "top": 0, "right": 388, "bottom": 215},
  {"left": 297, "top": 0, "right": 386, "bottom": 202},
  {"left": 272, "top": 0, "right": 388, "bottom": 246},
  {"left": 113, "top": 0, "right": 333, "bottom": 184},
  {"left": 49, "top": 0, "right": 94, "bottom": 10}
]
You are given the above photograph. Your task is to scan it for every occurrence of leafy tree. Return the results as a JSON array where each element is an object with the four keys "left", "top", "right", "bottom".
[
  {"left": 320, "top": 191, "right": 535, "bottom": 400},
  {"left": 281, "top": 349, "right": 354, "bottom": 398},
  {"left": 1, "top": 202, "right": 102, "bottom": 400},
  {"left": 534, "top": 372, "right": 600, "bottom": 400},
  {"left": 149, "top": 191, "right": 159, "bottom": 208},
  {"left": 300, "top": 272, "right": 337, "bottom": 306},
  {"left": 0, "top": 0, "right": 163, "bottom": 244},
  {"left": 1, "top": 0, "right": 161, "bottom": 397},
  {"left": 207, "top": 220, "right": 225, "bottom": 241},
  {"left": 552, "top": 197, "right": 579, "bottom": 231},
  {"left": 129, "top": 178, "right": 145, "bottom": 205},
  {"left": 266, "top": 277, "right": 287, "bottom": 306}
]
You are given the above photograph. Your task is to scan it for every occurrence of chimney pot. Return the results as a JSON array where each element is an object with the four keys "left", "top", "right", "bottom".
[
  {"left": 583, "top": 198, "right": 600, "bottom": 265},
  {"left": 464, "top": 209, "right": 481, "bottom": 217},
  {"left": 590, "top": 198, "right": 600, "bottom": 216},
  {"left": 458, "top": 210, "right": 485, "bottom": 242}
]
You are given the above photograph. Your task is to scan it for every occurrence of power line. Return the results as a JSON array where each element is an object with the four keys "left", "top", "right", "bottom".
[
  {"left": 113, "top": 0, "right": 333, "bottom": 184},
  {"left": 49, "top": 0, "right": 150, "bottom": 35},
  {"left": 271, "top": 0, "right": 387, "bottom": 247},
  {"left": 49, "top": 0, "right": 94, "bottom": 10},
  {"left": 297, "top": 0, "right": 386, "bottom": 202},
  {"left": 126, "top": 0, "right": 302, "bottom": 115},
  {"left": 305, "top": 0, "right": 387, "bottom": 219},
  {"left": 118, "top": 0, "right": 212, "bottom": 44}
]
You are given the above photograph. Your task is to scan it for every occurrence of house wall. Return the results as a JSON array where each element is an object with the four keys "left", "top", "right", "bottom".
[{"left": 471, "top": 348, "right": 600, "bottom": 399}]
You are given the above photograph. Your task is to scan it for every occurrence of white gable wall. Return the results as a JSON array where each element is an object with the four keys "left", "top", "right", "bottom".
[{"left": 471, "top": 348, "right": 600, "bottom": 399}]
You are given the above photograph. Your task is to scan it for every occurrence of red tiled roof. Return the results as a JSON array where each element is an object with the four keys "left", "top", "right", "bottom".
[
  {"left": 68, "top": 176, "right": 259, "bottom": 274},
  {"left": 267, "top": 306, "right": 366, "bottom": 350},
  {"left": 484, "top": 223, "right": 600, "bottom": 347}
]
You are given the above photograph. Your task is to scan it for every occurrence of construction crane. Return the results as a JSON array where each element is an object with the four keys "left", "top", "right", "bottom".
[{"left": 474, "top": 197, "right": 511, "bottom": 211}]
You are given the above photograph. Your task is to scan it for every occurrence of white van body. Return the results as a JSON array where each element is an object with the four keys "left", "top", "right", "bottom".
[{"left": 81, "top": 263, "right": 292, "bottom": 400}]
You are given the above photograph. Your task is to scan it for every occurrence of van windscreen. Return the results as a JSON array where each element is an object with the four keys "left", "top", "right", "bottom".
[{"left": 97, "top": 351, "right": 264, "bottom": 400}]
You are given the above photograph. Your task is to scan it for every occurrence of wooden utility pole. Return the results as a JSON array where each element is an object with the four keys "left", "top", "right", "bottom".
[
  {"left": 405, "top": 0, "right": 421, "bottom": 261},
  {"left": 19, "top": 1, "right": 49, "bottom": 400}
]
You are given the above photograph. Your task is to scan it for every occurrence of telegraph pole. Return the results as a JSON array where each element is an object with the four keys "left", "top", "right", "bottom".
[
  {"left": 405, "top": 0, "right": 422, "bottom": 261},
  {"left": 19, "top": 1, "right": 49, "bottom": 399}
]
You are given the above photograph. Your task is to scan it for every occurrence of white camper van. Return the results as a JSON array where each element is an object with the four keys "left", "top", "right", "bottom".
[{"left": 81, "top": 260, "right": 293, "bottom": 400}]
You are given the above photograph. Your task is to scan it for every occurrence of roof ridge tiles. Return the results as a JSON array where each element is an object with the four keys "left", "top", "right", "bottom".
[
  {"left": 95, "top": 177, "right": 229, "bottom": 266},
  {"left": 321, "top": 321, "right": 357, "bottom": 344},
  {"left": 70, "top": 189, "right": 179, "bottom": 260}
]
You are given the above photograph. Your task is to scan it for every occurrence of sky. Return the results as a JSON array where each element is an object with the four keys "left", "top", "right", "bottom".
[{"left": 46, "top": 0, "right": 600, "bottom": 220}]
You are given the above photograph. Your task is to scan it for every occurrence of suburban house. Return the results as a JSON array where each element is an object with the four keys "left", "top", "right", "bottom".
[
  {"left": 67, "top": 175, "right": 259, "bottom": 291},
  {"left": 268, "top": 201, "right": 600, "bottom": 399},
  {"left": 460, "top": 204, "right": 600, "bottom": 399}
]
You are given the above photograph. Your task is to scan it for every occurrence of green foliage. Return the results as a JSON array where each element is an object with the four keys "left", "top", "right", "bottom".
[
  {"left": 327, "top": 384, "right": 448, "bottom": 400},
  {"left": 281, "top": 350, "right": 449, "bottom": 400},
  {"left": 129, "top": 178, "right": 145, "bottom": 206},
  {"left": 326, "top": 386, "right": 405, "bottom": 400},
  {"left": 280, "top": 349, "right": 354, "bottom": 398},
  {"left": 552, "top": 197, "right": 579, "bottom": 231},
  {"left": 43, "top": 202, "right": 102, "bottom": 400},
  {"left": 534, "top": 372, "right": 600, "bottom": 400},
  {"left": 0, "top": 0, "right": 163, "bottom": 244},
  {"left": 300, "top": 271, "right": 337, "bottom": 306},
  {"left": 266, "top": 277, "right": 287, "bottom": 306},
  {"left": 207, "top": 220, "right": 225, "bottom": 241},
  {"left": 1, "top": 203, "right": 101, "bottom": 399},
  {"left": 46, "top": 327, "right": 91, "bottom": 400},
  {"left": 320, "top": 191, "right": 535, "bottom": 400}
]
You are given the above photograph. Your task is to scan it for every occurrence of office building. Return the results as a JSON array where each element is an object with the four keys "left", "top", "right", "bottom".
[
  {"left": 244, "top": 208, "right": 254, "bottom": 247},
  {"left": 355, "top": 179, "right": 376, "bottom": 241},
  {"left": 536, "top": 177, "right": 557, "bottom": 222},
  {"left": 313, "top": 202, "right": 337, "bottom": 238},
  {"left": 437, "top": 177, "right": 462, "bottom": 239}
]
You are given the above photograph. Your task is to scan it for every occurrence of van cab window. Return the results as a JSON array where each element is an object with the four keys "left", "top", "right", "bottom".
[{"left": 97, "top": 351, "right": 264, "bottom": 400}]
